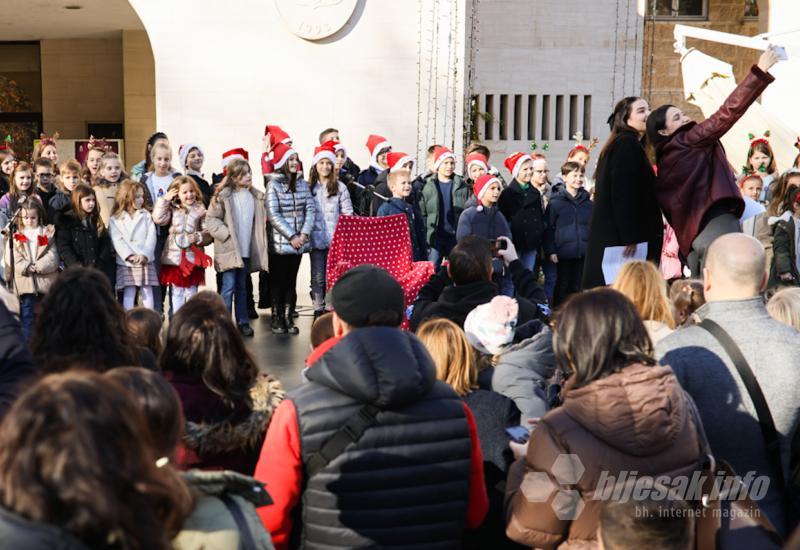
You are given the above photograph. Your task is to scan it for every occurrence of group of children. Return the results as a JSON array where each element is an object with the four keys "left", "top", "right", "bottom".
[
  {"left": 24, "top": 122, "right": 792, "bottom": 337},
  {"left": 729, "top": 134, "right": 800, "bottom": 290},
  {"left": 0, "top": 126, "right": 607, "bottom": 338}
]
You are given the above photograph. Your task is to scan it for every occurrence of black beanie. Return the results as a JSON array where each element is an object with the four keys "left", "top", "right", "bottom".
[{"left": 330, "top": 265, "right": 404, "bottom": 328}]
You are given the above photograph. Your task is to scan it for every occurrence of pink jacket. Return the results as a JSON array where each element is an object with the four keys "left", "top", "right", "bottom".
[{"left": 152, "top": 197, "right": 209, "bottom": 266}]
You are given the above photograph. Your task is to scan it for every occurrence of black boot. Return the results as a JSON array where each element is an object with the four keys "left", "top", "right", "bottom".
[
  {"left": 285, "top": 305, "right": 300, "bottom": 335},
  {"left": 258, "top": 271, "right": 270, "bottom": 309},
  {"left": 313, "top": 309, "right": 325, "bottom": 321},
  {"left": 271, "top": 301, "right": 287, "bottom": 334},
  {"left": 288, "top": 290, "right": 298, "bottom": 319}
]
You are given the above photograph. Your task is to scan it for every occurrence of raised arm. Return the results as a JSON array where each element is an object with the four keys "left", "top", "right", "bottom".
[{"left": 685, "top": 48, "right": 778, "bottom": 147}]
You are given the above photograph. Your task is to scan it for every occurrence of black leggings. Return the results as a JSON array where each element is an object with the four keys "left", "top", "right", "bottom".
[{"left": 269, "top": 253, "right": 302, "bottom": 305}]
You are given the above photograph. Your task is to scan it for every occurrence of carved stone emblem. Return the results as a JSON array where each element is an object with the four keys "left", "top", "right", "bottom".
[{"left": 274, "top": 0, "right": 359, "bottom": 41}]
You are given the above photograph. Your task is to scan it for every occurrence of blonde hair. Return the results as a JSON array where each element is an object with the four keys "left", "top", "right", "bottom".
[
  {"left": 149, "top": 142, "right": 171, "bottom": 161},
  {"left": 93, "top": 152, "right": 128, "bottom": 185},
  {"left": 416, "top": 318, "right": 477, "bottom": 396},
  {"left": 767, "top": 287, "right": 800, "bottom": 331},
  {"left": 612, "top": 261, "right": 675, "bottom": 329},
  {"left": 388, "top": 168, "right": 411, "bottom": 189}
]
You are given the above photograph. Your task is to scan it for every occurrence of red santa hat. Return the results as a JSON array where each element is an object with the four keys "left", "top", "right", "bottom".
[
  {"left": 504, "top": 152, "right": 532, "bottom": 179},
  {"left": 222, "top": 147, "right": 249, "bottom": 168},
  {"left": 272, "top": 142, "right": 297, "bottom": 170},
  {"left": 366, "top": 134, "right": 391, "bottom": 166},
  {"left": 312, "top": 141, "right": 337, "bottom": 166},
  {"left": 386, "top": 151, "right": 415, "bottom": 173},
  {"left": 264, "top": 125, "right": 292, "bottom": 151},
  {"left": 473, "top": 174, "right": 501, "bottom": 211},
  {"left": 432, "top": 146, "right": 456, "bottom": 171},
  {"left": 465, "top": 152, "right": 489, "bottom": 174},
  {"left": 179, "top": 143, "right": 204, "bottom": 170}
]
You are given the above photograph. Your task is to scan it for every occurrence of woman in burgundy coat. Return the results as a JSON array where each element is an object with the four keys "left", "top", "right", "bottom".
[{"left": 646, "top": 47, "right": 780, "bottom": 276}]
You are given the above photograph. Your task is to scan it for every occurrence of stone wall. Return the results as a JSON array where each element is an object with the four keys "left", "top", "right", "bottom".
[
  {"left": 469, "top": 0, "right": 643, "bottom": 175},
  {"left": 40, "top": 38, "right": 125, "bottom": 141},
  {"left": 642, "top": 0, "right": 759, "bottom": 119}
]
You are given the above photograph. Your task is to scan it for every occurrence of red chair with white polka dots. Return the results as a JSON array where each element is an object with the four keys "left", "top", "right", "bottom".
[{"left": 326, "top": 214, "right": 435, "bottom": 329}]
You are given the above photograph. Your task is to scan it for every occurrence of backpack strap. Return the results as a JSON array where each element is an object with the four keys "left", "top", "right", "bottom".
[
  {"left": 220, "top": 494, "right": 258, "bottom": 550},
  {"left": 305, "top": 404, "right": 381, "bottom": 479},
  {"left": 698, "top": 318, "right": 785, "bottom": 490}
]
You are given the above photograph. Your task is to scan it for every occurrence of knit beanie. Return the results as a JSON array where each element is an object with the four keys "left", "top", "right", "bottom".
[
  {"left": 330, "top": 265, "right": 404, "bottom": 328},
  {"left": 464, "top": 296, "right": 519, "bottom": 355}
]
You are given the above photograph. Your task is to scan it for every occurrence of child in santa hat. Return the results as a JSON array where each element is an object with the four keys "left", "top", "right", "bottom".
[
  {"left": 498, "top": 152, "right": 545, "bottom": 273},
  {"left": 370, "top": 151, "right": 415, "bottom": 215},
  {"left": 456, "top": 174, "right": 513, "bottom": 295},
  {"left": 418, "top": 146, "right": 471, "bottom": 267},
  {"left": 355, "top": 135, "right": 391, "bottom": 215},
  {"left": 319, "top": 127, "right": 361, "bottom": 181},
  {"left": 179, "top": 143, "right": 212, "bottom": 206},
  {"left": 377, "top": 169, "right": 428, "bottom": 262}
]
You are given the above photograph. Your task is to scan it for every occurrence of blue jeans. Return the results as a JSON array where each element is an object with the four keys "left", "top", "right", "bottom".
[
  {"left": 428, "top": 232, "right": 457, "bottom": 269},
  {"left": 542, "top": 259, "right": 557, "bottom": 303},
  {"left": 222, "top": 258, "right": 250, "bottom": 326},
  {"left": 519, "top": 249, "right": 537, "bottom": 271},
  {"left": 310, "top": 249, "right": 328, "bottom": 311},
  {"left": 19, "top": 294, "right": 37, "bottom": 341}
]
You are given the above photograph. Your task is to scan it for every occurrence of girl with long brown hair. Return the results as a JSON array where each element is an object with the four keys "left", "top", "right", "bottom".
[
  {"left": 612, "top": 260, "right": 675, "bottom": 344},
  {"left": 582, "top": 96, "right": 663, "bottom": 289},
  {"left": 204, "top": 158, "right": 269, "bottom": 337},
  {"left": 54, "top": 183, "right": 113, "bottom": 279},
  {"left": 307, "top": 142, "right": 353, "bottom": 318}
]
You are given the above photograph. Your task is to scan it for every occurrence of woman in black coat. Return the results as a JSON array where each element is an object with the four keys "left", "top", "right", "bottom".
[{"left": 582, "top": 97, "right": 663, "bottom": 289}]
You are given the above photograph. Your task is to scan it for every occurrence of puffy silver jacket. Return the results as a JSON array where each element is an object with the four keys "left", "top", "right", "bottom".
[
  {"left": 309, "top": 181, "right": 353, "bottom": 250},
  {"left": 267, "top": 175, "right": 315, "bottom": 255}
]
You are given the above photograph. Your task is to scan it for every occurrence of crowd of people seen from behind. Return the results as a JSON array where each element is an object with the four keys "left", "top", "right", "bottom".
[{"left": 0, "top": 46, "right": 800, "bottom": 549}]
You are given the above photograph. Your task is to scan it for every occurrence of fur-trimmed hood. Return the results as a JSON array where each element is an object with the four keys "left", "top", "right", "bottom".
[{"left": 182, "top": 375, "right": 285, "bottom": 456}]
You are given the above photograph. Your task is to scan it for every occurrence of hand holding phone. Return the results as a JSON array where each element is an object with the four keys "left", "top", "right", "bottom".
[{"left": 506, "top": 425, "right": 531, "bottom": 444}]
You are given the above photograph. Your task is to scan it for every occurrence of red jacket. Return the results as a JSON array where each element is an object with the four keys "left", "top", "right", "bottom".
[
  {"left": 254, "top": 338, "right": 490, "bottom": 549},
  {"left": 654, "top": 65, "right": 774, "bottom": 255}
]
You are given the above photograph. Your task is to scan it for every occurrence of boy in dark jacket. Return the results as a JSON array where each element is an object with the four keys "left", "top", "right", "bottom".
[
  {"left": 377, "top": 169, "right": 428, "bottom": 261},
  {"left": 544, "top": 162, "right": 593, "bottom": 306},
  {"left": 456, "top": 174, "right": 513, "bottom": 295},
  {"left": 497, "top": 152, "right": 545, "bottom": 272}
]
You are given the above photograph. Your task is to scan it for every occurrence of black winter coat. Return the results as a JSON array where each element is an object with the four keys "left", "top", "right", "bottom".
[
  {"left": 354, "top": 166, "right": 384, "bottom": 216},
  {"left": 582, "top": 132, "right": 663, "bottom": 288},
  {"left": 293, "top": 327, "right": 473, "bottom": 548},
  {"left": 54, "top": 210, "right": 113, "bottom": 271},
  {"left": 544, "top": 188, "right": 593, "bottom": 260},
  {"left": 377, "top": 198, "right": 428, "bottom": 261},
  {"left": 410, "top": 260, "right": 547, "bottom": 332},
  {"left": 0, "top": 302, "right": 37, "bottom": 421},
  {"left": 370, "top": 169, "right": 391, "bottom": 215},
  {"left": 498, "top": 180, "right": 545, "bottom": 252}
]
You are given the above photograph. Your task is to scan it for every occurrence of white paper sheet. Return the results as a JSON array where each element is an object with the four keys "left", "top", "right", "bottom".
[{"left": 602, "top": 242, "right": 648, "bottom": 285}]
